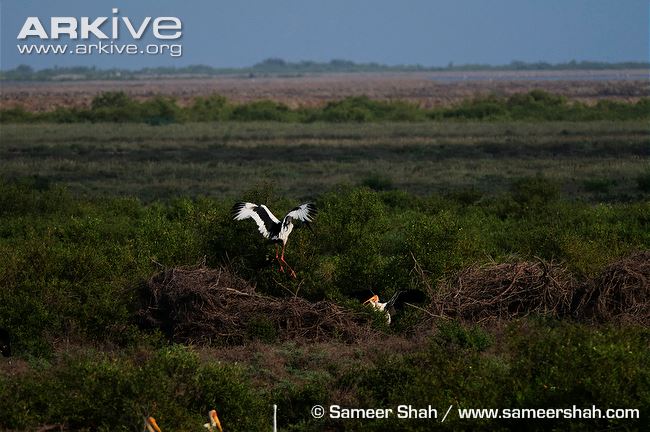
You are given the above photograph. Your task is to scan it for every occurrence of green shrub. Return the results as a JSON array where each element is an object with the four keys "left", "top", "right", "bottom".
[
  {"left": 189, "top": 94, "right": 231, "bottom": 121},
  {"left": 441, "top": 95, "right": 509, "bottom": 120},
  {"left": 89, "top": 93, "right": 138, "bottom": 122},
  {"left": 230, "top": 100, "right": 295, "bottom": 122},
  {"left": 0, "top": 106, "right": 34, "bottom": 122},
  {"left": 139, "top": 96, "right": 183, "bottom": 125},
  {"left": 91, "top": 91, "right": 132, "bottom": 110},
  {"left": 271, "top": 370, "right": 332, "bottom": 428},
  {"left": 505, "top": 321, "right": 650, "bottom": 430},
  {"left": 340, "top": 321, "right": 649, "bottom": 431},
  {"left": 320, "top": 97, "right": 377, "bottom": 122},
  {"left": 434, "top": 320, "right": 493, "bottom": 351},
  {"left": 0, "top": 183, "right": 207, "bottom": 355},
  {"left": 318, "top": 96, "right": 425, "bottom": 122},
  {"left": 0, "top": 346, "right": 268, "bottom": 431},
  {"left": 2, "top": 91, "right": 649, "bottom": 124}
]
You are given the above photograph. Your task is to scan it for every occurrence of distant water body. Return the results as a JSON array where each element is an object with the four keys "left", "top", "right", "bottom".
[{"left": 429, "top": 69, "right": 649, "bottom": 82}]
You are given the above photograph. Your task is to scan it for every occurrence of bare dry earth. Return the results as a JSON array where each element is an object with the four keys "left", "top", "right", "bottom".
[{"left": 1, "top": 70, "right": 647, "bottom": 111}]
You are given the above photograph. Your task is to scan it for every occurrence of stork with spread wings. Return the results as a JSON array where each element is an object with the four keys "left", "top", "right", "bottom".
[{"left": 232, "top": 202, "right": 317, "bottom": 278}]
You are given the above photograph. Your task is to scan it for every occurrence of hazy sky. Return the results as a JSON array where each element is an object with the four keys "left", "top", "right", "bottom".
[{"left": 1, "top": 0, "right": 648, "bottom": 69}]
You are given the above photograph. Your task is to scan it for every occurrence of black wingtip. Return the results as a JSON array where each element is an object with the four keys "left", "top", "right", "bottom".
[
  {"left": 387, "top": 291, "right": 402, "bottom": 307},
  {"left": 231, "top": 202, "right": 246, "bottom": 218},
  {"left": 306, "top": 202, "right": 318, "bottom": 220}
]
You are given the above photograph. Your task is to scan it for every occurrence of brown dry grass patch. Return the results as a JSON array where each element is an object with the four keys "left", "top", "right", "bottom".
[{"left": 2, "top": 72, "right": 648, "bottom": 111}]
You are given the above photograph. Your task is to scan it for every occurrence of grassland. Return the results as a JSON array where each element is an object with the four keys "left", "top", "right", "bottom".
[
  {"left": 0, "top": 107, "right": 649, "bottom": 430},
  {"left": 1, "top": 121, "right": 649, "bottom": 202}
]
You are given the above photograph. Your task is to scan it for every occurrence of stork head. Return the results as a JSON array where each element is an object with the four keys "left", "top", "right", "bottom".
[
  {"left": 145, "top": 416, "right": 162, "bottom": 432},
  {"left": 363, "top": 295, "right": 379, "bottom": 305},
  {"left": 204, "top": 409, "right": 223, "bottom": 432}
]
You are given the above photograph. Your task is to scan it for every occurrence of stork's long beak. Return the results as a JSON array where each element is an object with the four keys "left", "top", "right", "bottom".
[
  {"left": 363, "top": 295, "right": 379, "bottom": 305},
  {"left": 210, "top": 409, "right": 223, "bottom": 432},
  {"left": 146, "top": 416, "right": 162, "bottom": 432}
]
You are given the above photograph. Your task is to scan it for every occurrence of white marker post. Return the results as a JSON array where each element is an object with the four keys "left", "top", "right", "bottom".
[{"left": 273, "top": 404, "right": 278, "bottom": 432}]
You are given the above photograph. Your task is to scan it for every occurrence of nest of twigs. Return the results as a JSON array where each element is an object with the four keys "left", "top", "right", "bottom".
[
  {"left": 431, "top": 259, "right": 577, "bottom": 322},
  {"left": 136, "top": 265, "right": 371, "bottom": 344},
  {"left": 580, "top": 251, "right": 650, "bottom": 325}
]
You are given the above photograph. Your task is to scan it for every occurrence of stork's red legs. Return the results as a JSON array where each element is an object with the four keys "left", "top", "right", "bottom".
[
  {"left": 275, "top": 244, "right": 285, "bottom": 273},
  {"left": 274, "top": 243, "right": 296, "bottom": 278},
  {"left": 280, "top": 243, "right": 297, "bottom": 278}
]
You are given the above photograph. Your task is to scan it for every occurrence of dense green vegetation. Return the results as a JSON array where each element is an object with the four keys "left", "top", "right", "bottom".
[
  {"left": 1, "top": 323, "right": 648, "bottom": 431},
  {"left": 1, "top": 180, "right": 649, "bottom": 354},
  {"left": 1, "top": 113, "right": 648, "bottom": 430},
  {"left": 2, "top": 59, "right": 648, "bottom": 80},
  {"left": 0, "top": 179, "right": 649, "bottom": 430},
  {"left": 0, "top": 345, "right": 267, "bottom": 431},
  {"left": 2, "top": 90, "right": 649, "bottom": 124}
]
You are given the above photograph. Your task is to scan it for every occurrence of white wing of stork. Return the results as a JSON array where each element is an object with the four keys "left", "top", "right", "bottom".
[{"left": 232, "top": 202, "right": 317, "bottom": 278}]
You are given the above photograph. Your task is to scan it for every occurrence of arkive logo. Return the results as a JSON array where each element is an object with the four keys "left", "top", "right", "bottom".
[
  {"left": 16, "top": 8, "right": 183, "bottom": 57},
  {"left": 18, "top": 8, "right": 182, "bottom": 40}
]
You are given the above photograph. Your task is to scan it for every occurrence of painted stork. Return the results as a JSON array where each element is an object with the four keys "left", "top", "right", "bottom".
[
  {"left": 232, "top": 202, "right": 317, "bottom": 278},
  {"left": 360, "top": 290, "right": 426, "bottom": 325},
  {"left": 363, "top": 292, "right": 400, "bottom": 325},
  {"left": 203, "top": 409, "right": 223, "bottom": 432},
  {"left": 144, "top": 416, "right": 162, "bottom": 432}
]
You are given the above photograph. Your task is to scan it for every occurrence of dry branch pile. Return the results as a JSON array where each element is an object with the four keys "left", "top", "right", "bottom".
[
  {"left": 136, "top": 252, "right": 649, "bottom": 344},
  {"left": 136, "top": 265, "right": 372, "bottom": 344},
  {"left": 431, "top": 260, "right": 577, "bottom": 322},
  {"left": 429, "top": 252, "right": 650, "bottom": 324},
  {"left": 582, "top": 251, "right": 650, "bottom": 325}
]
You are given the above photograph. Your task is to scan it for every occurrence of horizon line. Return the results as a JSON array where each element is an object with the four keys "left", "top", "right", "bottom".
[{"left": 2, "top": 58, "right": 649, "bottom": 73}]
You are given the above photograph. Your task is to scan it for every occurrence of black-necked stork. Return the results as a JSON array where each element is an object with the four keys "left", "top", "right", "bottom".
[
  {"left": 361, "top": 290, "right": 426, "bottom": 325},
  {"left": 232, "top": 202, "right": 317, "bottom": 278},
  {"left": 204, "top": 409, "right": 223, "bottom": 432}
]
